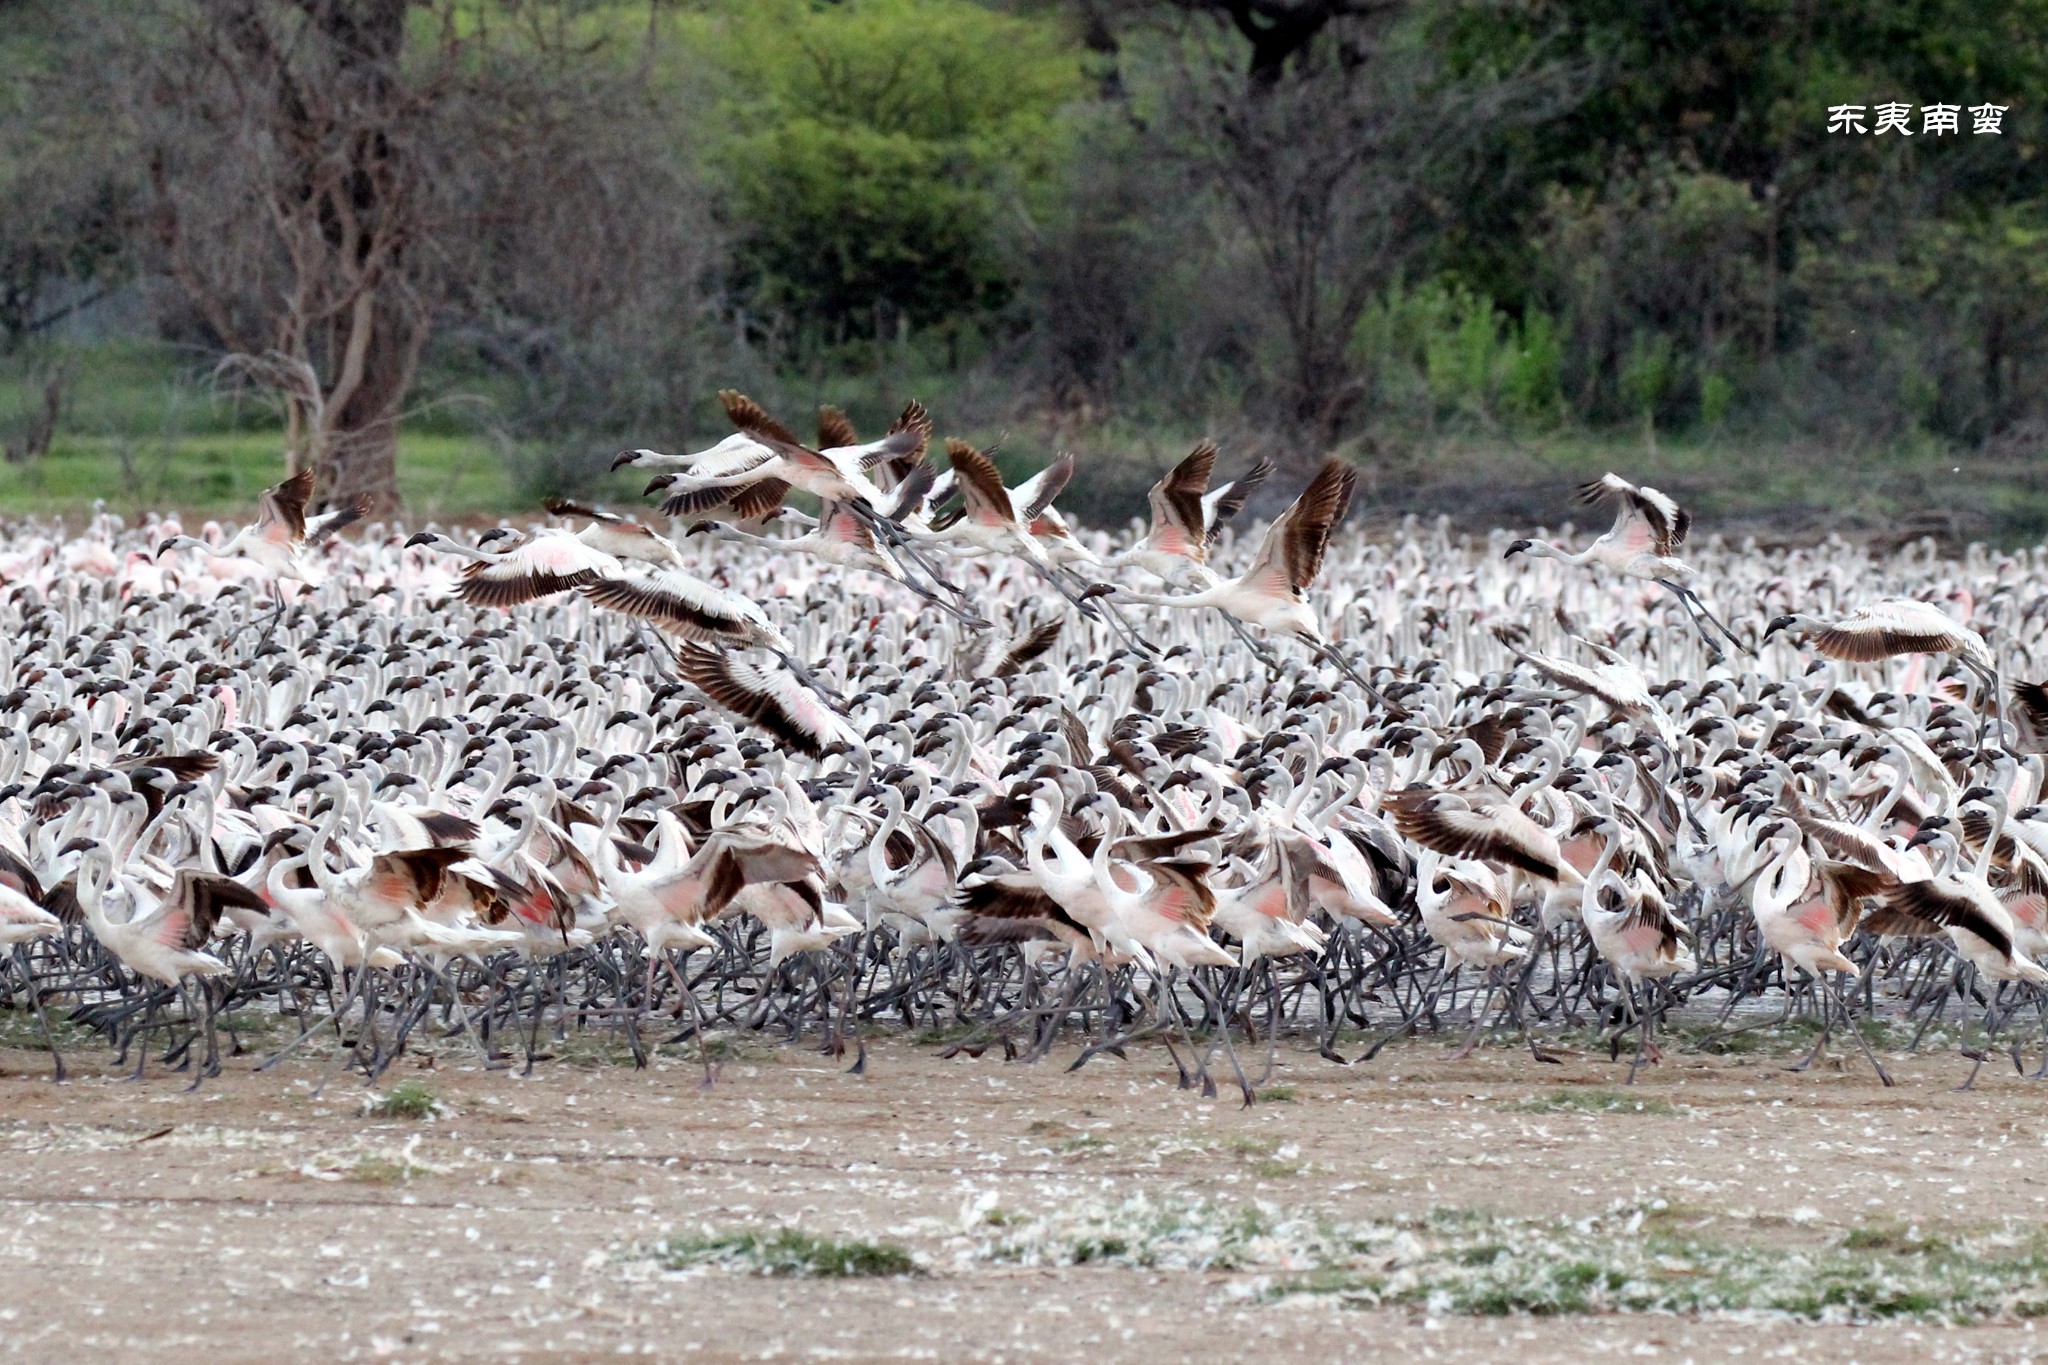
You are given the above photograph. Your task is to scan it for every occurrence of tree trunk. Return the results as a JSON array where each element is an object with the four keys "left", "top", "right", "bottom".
[{"left": 320, "top": 302, "right": 415, "bottom": 514}]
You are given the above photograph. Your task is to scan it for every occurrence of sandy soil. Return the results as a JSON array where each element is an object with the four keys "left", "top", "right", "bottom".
[{"left": 3, "top": 1028, "right": 2048, "bottom": 1364}]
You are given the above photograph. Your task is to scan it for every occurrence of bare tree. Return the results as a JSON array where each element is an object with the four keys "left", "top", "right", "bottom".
[
  {"left": 127, "top": 1, "right": 451, "bottom": 512},
  {"left": 113, "top": 0, "right": 701, "bottom": 514},
  {"left": 1088, "top": 1, "right": 1575, "bottom": 448}
]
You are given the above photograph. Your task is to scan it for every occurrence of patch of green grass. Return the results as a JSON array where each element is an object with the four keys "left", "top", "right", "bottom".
[
  {"left": 1058, "top": 1133, "right": 1111, "bottom": 1154},
  {"left": 1224, "top": 1135, "right": 1279, "bottom": 1156},
  {"left": 368, "top": 1081, "right": 442, "bottom": 1120},
  {"left": 1257, "top": 1085, "right": 1298, "bottom": 1103},
  {"left": 907, "top": 1022, "right": 988, "bottom": 1047},
  {"left": 945, "top": 1196, "right": 2048, "bottom": 1323},
  {"left": 1503, "top": 1088, "right": 1675, "bottom": 1116},
  {"left": 346, "top": 1153, "right": 429, "bottom": 1183},
  {"left": 1663, "top": 1014, "right": 1912, "bottom": 1058},
  {"left": 658, "top": 1228, "right": 918, "bottom": 1278},
  {"left": 1265, "top": 1207, "right": 2048, "bottom": 1322},
  {"left": 969, "top": 1194, "right": 1290, "bottom": 1273},
  {"left": 1252, "top": 1159, "right": 1304, "bottom": 1179},
  {"left": 1842, "top": 1223, "right": 1952, "bottom": 1256},
  {"left": 546, "top": 1034, "right": 654, "bottom": 1069},
  {"left": 0, "top": 1004, "right": 99, "bottom": 1053}
]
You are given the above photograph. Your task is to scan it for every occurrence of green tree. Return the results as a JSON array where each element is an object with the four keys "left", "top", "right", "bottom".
[{"left": 708, "top": 0, "right": 1083, "bottom": 349}]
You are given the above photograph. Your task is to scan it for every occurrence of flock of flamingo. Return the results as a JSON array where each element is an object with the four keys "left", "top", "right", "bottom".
[{"left": 5, "top": 390, "right": 2048, "bottom": 1100}]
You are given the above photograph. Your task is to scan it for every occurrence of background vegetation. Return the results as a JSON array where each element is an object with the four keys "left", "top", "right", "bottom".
[{"left": 1, "top": 0, "right": 2044, "bottom": 538}]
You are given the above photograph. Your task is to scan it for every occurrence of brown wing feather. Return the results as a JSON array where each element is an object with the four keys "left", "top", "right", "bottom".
[
  {"left": 1155, "top": 441, "right": 1217, "bottom": 537},
  {"left": 996, "top": 618, "right": 1063, "bottom": 678},
  {"left": 719, "top": 390, "right": 803, "bottom": 447},
  {"left": 1149, "top": 859, "right": 1218, "bottom": 932},
  {"left": 1461, "top": 716, "right": 1512, "bottom": 766},
  {"left": 673, "top": 644, "right": 834, "bottom": 758},
  {"left": 1816, "top": 860, "right": 1891, "bottom": 935},
  {"left": 1209, "top": 457, "right": 1273, "bottom": 540},
  {"left": 172, "top": 871, "right": 269, "bottom": 949},
  {"left": 729, "top": 478, "right": 794, "bottom": 521},
  {"left": 1812, "top": 625, "right": 1963, "bottom": 663},
  {"left": 1115, "top": 822, "right": 1224, "bottom": 861},
  {"left": 307, "top": 499, "right": 367, "bottom": 546},
  {"left": 1880, "top": 879, "right": 2014, "bottom": 957},
  {"left": 703, "top": 850, "right": 745, "bottom": 916},
  {"left": 456, "top": 564, "right": 602, "bottom": 608},
  {"left": 265, "top": 469, "right": 314, "bottom": 541},
  {"left": 1390, "top": 799, "right": 1563, "bottom": 881},
  {"left": 1576, "top": 476, "right": 1690, "bottom": 556},
  {"left": 954, "top": 878, "right": 1086, "bottom": 943},
  {"left": 1020, "top": 454, "right": 1077, "bottom": 524},
  {"left": 1282, "top": 459, "right": 1356, "bottom": 591},
  {"left": 817, "top": 407, "right": 858, "bottom": 450},
  {"left": 945, "top": 439, "right": 1015, "bottom": 523},
  {"left": 580, "top": 577, "right": 749, "bottom": 641},
  {"left": 117, "top": 750, "right": 221, "bottom": 782},
  {"left": 415, "top": 811, "right": 481, "bottom": 846},
  {"left": 882, "top": 400, "right": 931, "bottom": 463}
]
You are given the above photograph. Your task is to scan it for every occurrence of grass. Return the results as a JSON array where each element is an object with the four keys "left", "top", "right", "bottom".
[
  {"left": 907, "top": 1022, "right": 990, "bottom": 1048},
  {"left": 656, "top": 1228, "right": 918, "bottom": 1278},
  {"left": 1503, "top": 1088, "right": 1677, "bottom": 1116},
  {"left": 0, "top": 429, "right": 518, "bottom": 522},
  {"left": 9, "top": 339, "right": 2048, "bottom": 539},
  {"left": 347, "top": 1153, "right": 428, "bottom": 1183},
  {"left": 1659, "top": 1014, "right": 1913, "bottom": 1058},
  {"left": 1358, "top": 427, "right": 2048, "bottom": 546},
  {"left": 939, "top": 1195, "right": 2048, "bottom": 1322},
  {"left": 698, "top": 1035, "right": 775, "bottom": 1064},
  {"left": 1256, "top": 1085, "right": 1299, "bottom": 1103},
  {"left": 0, "top": 1004, "right": 99, "bottom": 1053},
  {"left": 367, "top": 1080, "right": 442, "bottom": 1120},
  {"left": 1273, "top": 1209, "right": 2048, "bottom": 1322},
  {"left": 0, "top": 339, "right": 551, "bottom": 520}
]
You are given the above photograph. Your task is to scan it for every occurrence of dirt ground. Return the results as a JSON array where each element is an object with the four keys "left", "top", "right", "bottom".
[{"left": 4, "top": 1026, "right": 2048, "bottom": 1364}]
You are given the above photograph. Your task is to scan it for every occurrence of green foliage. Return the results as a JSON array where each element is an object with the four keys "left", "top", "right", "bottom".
[
  {"left": 369, "top": 1081, "right": 441, "bottom": 1120},
  {"left": 1618, "top": 332, "right": 1677, "bottom": 424},
  {"left": 1500, "top": 308, "right": 1564, "bottom": 423},
  {"left": 706, "top": 0, "right": 1081, "bottom": 347},
  {"left": 1699, "top": 370, "right": 1735, "bottom": 428},
  {"left": 1354, "top": 278, "right": 1563, "bottom": 431},
  {"left": 658, "top": 1227, "right": 918, "bottom": 1278}
]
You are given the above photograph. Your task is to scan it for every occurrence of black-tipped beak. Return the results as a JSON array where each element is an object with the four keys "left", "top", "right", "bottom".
[
  {"left": 1503, "top": 539, "right": 1531, "bottom": 560},
  {"left": 404, "top": 531, "right": 435, "bottom": 548},
  {"left": 155, "top": 538, "right": 179, "bottom": 559},
  {"left": 611, "top": 450, "right": 642, "bottom": 471}
]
